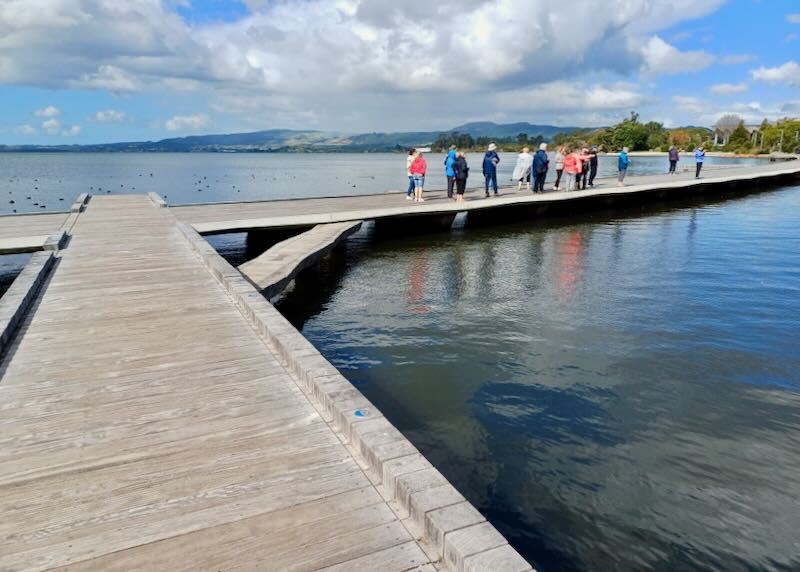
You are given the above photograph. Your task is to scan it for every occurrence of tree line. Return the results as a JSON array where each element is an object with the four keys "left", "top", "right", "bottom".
[{"left": 431, "top": 112, "right": 799, "bottom": 155}]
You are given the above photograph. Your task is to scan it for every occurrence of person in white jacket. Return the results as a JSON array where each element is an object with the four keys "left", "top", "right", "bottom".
[{"left": 511, "top": 147, "right": 533, "bottom": 191}]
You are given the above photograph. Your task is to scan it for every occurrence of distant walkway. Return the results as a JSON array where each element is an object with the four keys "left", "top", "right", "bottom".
[{"left": 172, "top": 161, "right": 800, "bottom": 234}]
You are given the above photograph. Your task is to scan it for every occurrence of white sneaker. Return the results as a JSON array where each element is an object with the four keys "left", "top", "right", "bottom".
[
  {"left": 418, "top": 197, "right": 425, "bottom": 202},
  {"left": 405, "top": 195, "right": 413, "bottom": 200}
]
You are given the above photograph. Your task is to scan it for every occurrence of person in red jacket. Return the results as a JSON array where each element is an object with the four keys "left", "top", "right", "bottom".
[{"left": 409, "top": 151, "right": 427, "bottom": 202}]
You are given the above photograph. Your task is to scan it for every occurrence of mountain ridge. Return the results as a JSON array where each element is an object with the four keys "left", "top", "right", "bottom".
[{"left": 0, "top": 122, "right": 580, "bottom": 152}]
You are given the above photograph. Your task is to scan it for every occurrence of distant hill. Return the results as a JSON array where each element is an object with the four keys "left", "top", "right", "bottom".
[
  {"left": 0, "top": 122, "right": 580, "bottom": 153},
  {"left": 447, "top": 121, "right": 578, "bottom": 140}
]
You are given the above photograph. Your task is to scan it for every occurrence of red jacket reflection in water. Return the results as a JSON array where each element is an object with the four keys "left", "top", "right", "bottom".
[
  {"left": 556, "top": 231, "right": 584, "bottom": 300},
  {"left": 406, "top": 252, "right": 432, "bottom": 313}
]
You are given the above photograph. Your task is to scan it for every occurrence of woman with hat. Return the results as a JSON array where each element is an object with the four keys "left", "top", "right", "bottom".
[{"left": 482, "top": 143, "right": 500, "bottom": 197}]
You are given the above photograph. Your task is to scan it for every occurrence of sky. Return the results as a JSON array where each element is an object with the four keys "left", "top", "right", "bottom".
[{"left": 1, "top": 0, "right": 799, "bottom": 144}]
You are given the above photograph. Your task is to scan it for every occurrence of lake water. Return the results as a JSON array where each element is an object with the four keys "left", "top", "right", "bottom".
[
  {"left": 274, "top": 184, "right": 800, "bottom": 572},
  {"left": 0, "top": 152, "right": 761, "bottom": 215},
  {"left": 2, "top": 153, "right": 798, "bottom": 571}
]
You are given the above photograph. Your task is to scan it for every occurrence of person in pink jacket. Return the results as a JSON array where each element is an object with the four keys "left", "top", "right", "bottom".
[
  {"left": 564, "top": 147, "right": 592, "bottom": 191},
  {"left": 409, "top": 151, "right": 428, "bottom": 202}
]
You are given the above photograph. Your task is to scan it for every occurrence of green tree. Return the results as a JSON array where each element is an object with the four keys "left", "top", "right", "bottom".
[{"left": 728, "top": 121, "right": 750, "bottom": 148}]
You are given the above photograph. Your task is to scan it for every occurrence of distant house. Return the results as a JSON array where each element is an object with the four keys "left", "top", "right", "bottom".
[{"left": 713, "top": 124, "right": 763, "bottom": 146}]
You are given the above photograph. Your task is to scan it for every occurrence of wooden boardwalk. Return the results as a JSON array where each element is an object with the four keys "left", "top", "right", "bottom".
[
  {"left": 2, "top": 161, "right": 799, "bottom": 570},
  {"left": 171, "top": 161, "right": 800, "bottom": 234},
  {"left": 0, "top": 196, "right": 445, "bottom": 571}
]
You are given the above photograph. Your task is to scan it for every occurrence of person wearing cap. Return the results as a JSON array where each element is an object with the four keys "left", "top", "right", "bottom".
[
  {"left": 532, "top": 143, "right": 549, "bottom": 193},
  {"left": 482, "top": 143, "right": 500, "bottom": 197},
  {"left": 588, "top": 146, "right": 599, "bottom": 187}
]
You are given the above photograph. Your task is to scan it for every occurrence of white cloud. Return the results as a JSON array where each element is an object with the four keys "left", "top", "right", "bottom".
[
  {"left": 14, "top": 124, "right": 37, "bottom": 135},
  {"left": 497, "top": 82, "right": 645, "bottom": 112},
  {"left": 73, "top": 65, "right": 140, "bottom": 93},
  {"left": 709, "top": 82, "right": 748, "bottom": 95},
  {"left": 787, "top": 14, "right": 800, "bottom": 24},
  {"left": 165, "top": 113, "right": 210, "bottom": 131},
  {"left": 786, "top": 33, "right": 799, "bottom": 43},
  {"left": 698, "top": 101, "right": 797, "bottom": 125},
  {"left": 62, "top": 125, "right": 81, "bottom": 136},
  {"left": 94, "top": 109, "right": 127, "bottom": 123},
  {"left": 721, "top": 54, "right": 755, "bottom": 65},
  {"left": 33, "top": 105, "right": 60, "bottom": 118},
  {"left": 672, "top": 96, "right": 707, "bottom": 114},
  {"left": 639, "top": 36, "right": 714, "bottom": 76},
  {"left": 41, "top": 118, "right": 61, "bottom": 135},
  {"left": 0, "top": 0, "right": 730, "bottom": 129},
  {"left": 751, "top": 61, "right": 800, "bottom": 86}
]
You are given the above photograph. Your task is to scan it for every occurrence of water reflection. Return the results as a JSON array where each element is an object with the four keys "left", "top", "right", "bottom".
[
  {"left": 282, "top": 185, "right": 800, "bottom": 572},
  {"left": 406, "top": 251, "right": 431, "bottom": 314},
  {"left": 554, "top": 231, "right": 586, "bottom": 302}
]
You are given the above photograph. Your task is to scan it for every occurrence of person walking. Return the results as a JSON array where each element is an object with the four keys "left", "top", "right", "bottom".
[
  {"left": 553, "top": 146, "right": 565, "bottom": 190},
  {"left": 617, "top": 146, "right": 630, "bottom": 187},
  {"left": 454, "top": 151, "right": 469, "bottom": 203},
  {"left": 588, "top": 146, "right": 599, "bottom": 187},
  {"left": 409, "top": 150, "right": 427, "bottom": 202},
  {"left": 483, "top": 143, "right": 500, "bottom": 197},
  {"left": 405, "top": 148, "right": 416, "bottom": 200},
  {"left": 694, "top": 145, "right": 705, "bottom": 178},
  {"left": 668, "top": 145, "right": 679, "bottom": 175},
  {"left": 532, "top": 143, "right": 549, "bottom": 193},
  {"left": 445, "top": 145, "right": 457, "bottom": 199},
  {"left": 511, "top": 147, "right": 533, "bottom": 191}
]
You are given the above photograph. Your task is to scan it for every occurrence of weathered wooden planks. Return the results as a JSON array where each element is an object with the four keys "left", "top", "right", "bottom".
[{"left": 0, "top": 196, "right": 430, "bottom": 571}]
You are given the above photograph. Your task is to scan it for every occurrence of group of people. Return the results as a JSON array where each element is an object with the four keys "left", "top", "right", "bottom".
[
  {"left": 405, "top": 142, "right": 710, "bottom": 201},
  {"left": 668, "top": 145, "right": 706, "bottom": 178}
]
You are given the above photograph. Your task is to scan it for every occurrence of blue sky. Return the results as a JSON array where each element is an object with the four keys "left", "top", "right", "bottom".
[{"left": 1, "top": 0, "right": 798, "bottom": 144}]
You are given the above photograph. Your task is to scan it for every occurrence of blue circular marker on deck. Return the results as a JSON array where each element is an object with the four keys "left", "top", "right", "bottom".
[{"left": 354, "top": 409, "right": 366, "bottom": 418}]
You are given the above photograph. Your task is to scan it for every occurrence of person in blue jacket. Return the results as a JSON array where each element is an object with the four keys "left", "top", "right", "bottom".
[
  {"left": 444, "top": 145, "right": 457, "bottom": 199},
  {"left": 482, "top": 143, "right": 500, "bottom": 197},
  {"left": 531, "top": 143, "right": 549, "bottom": 193},
  {"left": 617, "top": 147, "right": 630, "bottom": 187},
  {"left": 694, "top": 145, "right": 705, "bottom": 178}
]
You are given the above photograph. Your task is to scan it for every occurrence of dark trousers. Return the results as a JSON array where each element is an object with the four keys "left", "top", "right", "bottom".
[
  {"left": 580, "top": 169, "right": 588, "bottom": 189},
  {"left": 695, "top": 163, "right": 703, "bottom": 177},
  {"left": 456, "top": 178, "right": 467, "bottom": 195},
  {"left": 533, "top": 171, "right": 546, "bottom": 193},
  {"left": 407, "top": 176, "right": 415, "bottom": 196},
  {"left": 555, "top": 169, "right": 563, "bottom": 188},
  {"left": 589, "top": 164, "right": 598, "bottom": 186},
  {"left": 484, "top": 173, "right": 497, "bottom": 194},
  {"left": 446, "top": 176, "right": 456, "bottom": 198},
  {"left": 669, "top": 160, "right": 677, "bottom": 173}
]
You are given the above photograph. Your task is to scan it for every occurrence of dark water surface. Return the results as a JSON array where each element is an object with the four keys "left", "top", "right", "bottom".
[{"left": 274, "top": 185, "right": 800, "bottom": 572}]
